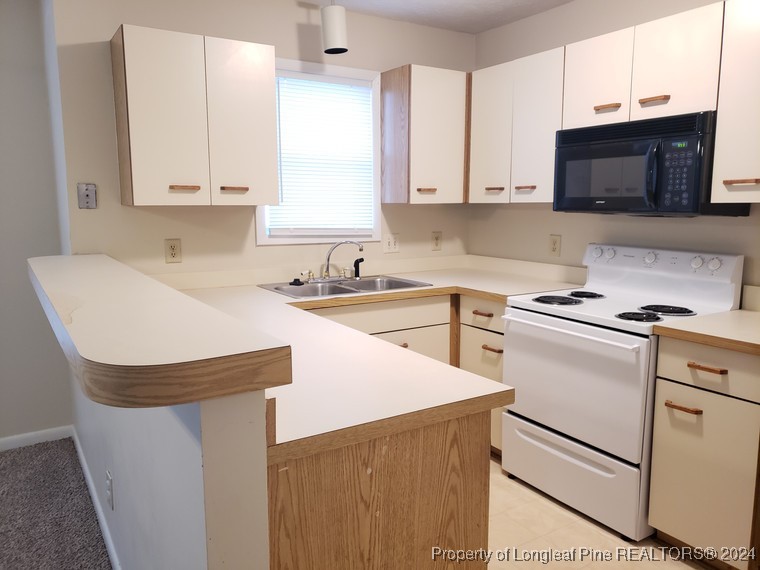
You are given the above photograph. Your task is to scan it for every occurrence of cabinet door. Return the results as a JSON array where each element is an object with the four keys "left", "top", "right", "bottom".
[
  {"left": 205, "top": 38, "right": 279, "bottom": 206},
  {"left": 649, "top": 378, "right": 760, "bottom": 570},
  {"left": 459, "top": 325, "right": 505, "bottom": 451},
  {"left": 510, "top": 47, "right": 564, "bottom": 203},
  {"left": 409, "top": 66, "right": 467, "bottom": 204},
  {"left": 712, "top": 0, "right": 760, "bottom": 204},
  {"left": 373, "top": 324, "right": 450, "bottom": 364},
  {"left": 563, "top": 28, "right": 634, "bottom": 129},
  {"left": 120, "top": 25, "right": 211, "bottom": 205},
  {"left": 469, "top": 62, "right": 513, "bottom": 203},
  {"left": 630, "top": 3, "right": 723, "bottom": 121}
]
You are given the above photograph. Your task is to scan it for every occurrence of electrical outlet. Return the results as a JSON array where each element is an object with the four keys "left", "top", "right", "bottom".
[
  {"left": 431, "top": 231, "right": 442, "bottom": 251},
  {"left": 164, "top": 238, "right": 182, "bottom": 263},
  {"left": 105, "top": 470, "right": 114, "bottom": 511},
  {"left": 76, "top": 182, "right": 97, "bottom": 209},
  {"left": 549, "top": 234, "right": 562, "bottom": 257},
  {"left": 383, "top": 233, "right": 400, "bottom": 253}
]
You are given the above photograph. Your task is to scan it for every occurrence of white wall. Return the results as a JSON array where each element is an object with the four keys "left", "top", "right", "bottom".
[
  {"left": 0, "top": 0, "right": 71, "bottom": 440},
  {"left": 53, "top": 0, "right": 476, "bottom": 279},
  {"left": 470, "top": 0, "right": 760, "bottom": 287}
]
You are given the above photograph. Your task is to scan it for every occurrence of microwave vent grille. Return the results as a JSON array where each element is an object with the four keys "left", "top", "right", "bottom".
[{"left": 557, "top": 112, "right": 714, "bottom": 146}]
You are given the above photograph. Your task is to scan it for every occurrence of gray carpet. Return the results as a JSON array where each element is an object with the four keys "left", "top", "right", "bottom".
[{"left": 0, "top": 438, "right": 111, "bottom": 569}]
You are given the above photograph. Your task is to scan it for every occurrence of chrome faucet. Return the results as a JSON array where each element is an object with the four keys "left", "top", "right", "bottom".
[{"left": 323, "top": 240, "right": 364, "bottom": 278}]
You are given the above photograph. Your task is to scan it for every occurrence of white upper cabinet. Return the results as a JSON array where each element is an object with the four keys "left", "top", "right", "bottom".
[
  {"left": 468, "top": 62, "right": 514, "bottom": 204},
  {"left": 563, "top": 28, "right": 634, "bottom": 129},
  {"left": 510, "top": 47, "right": 564, "bottom": 203},
  {"left": 381, "top": 64, "right": 467, "bottom": 204},
  {"left": 630, "top": 3, "right": 723, "bottom": 121},
  {"left": 711, "top": 0, "right": 760, "bottom": 203},
  {"left": 205, "top": 38, "right": 278, "bottom": 206},
  {"left": 111, "top": 25, "right": 278, "bottom": 206}
]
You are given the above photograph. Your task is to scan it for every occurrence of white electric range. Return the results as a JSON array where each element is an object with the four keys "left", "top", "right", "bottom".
[{"left": 501, "top": 244, "right": 744, "bottom": 541}]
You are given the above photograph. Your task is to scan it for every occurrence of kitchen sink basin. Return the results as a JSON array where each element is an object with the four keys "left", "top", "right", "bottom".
[{"left": 260, "top": 276, "right": 431, "bottom": 299}]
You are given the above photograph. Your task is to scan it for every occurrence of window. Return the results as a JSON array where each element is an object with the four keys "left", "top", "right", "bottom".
[{"left": 256, "top": 62, "right": 380, "bottom": 245}]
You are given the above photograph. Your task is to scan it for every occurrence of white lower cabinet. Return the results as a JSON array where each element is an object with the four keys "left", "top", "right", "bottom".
[
  {"left": 373, "top": 324, "right": 449, "bottom": 364},
  {"left": 649, "top": 377, "right": 760, "bottom": 569},
  {"left": 460, "top": 324, "right": 505, "bottom": 451}
]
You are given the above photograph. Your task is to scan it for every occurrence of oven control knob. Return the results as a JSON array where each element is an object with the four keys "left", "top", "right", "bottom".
[
  {"left": 690, "top": 256, "right": 704, "bottom": 270},
  {"left": 592, "top": 246, "right": 604, "bottom": 259},
  {"left": 644, "top": 251, "right": 657, "bottom": 265},
  {"left": 707, "top": 257, "right": 722, "bottom": 272},
  {"left": 604, "top": 248, "right": 616, "bottom": 259}
]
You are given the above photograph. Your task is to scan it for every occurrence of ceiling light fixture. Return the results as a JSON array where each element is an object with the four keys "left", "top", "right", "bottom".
[{"left": 321, "top": 1, "right": 348, "bottom": 54}]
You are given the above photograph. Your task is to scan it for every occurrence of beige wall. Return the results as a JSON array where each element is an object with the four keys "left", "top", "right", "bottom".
[
  {"left": 0, "top": 0, "right": 71, "bottom": 440},
  {"left": 53, "top": 0, "right": 475, "bottom": 279},
  {"left": 470, "top": 0, "right": 760, "bottom": 287}
]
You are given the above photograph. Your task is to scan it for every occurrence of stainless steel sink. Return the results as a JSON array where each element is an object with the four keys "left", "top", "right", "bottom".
[{"left": 260, "top": 276, "right": 431, "bottom": 299}]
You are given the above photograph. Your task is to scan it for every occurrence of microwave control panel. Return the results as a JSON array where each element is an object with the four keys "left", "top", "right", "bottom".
[{"left": 658, "top": 136, "right": 700, "bottom": 213}]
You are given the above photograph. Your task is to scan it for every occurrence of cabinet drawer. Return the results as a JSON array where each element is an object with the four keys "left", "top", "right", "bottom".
[
  {"left": 649, "top": 378, "right": 760, "bottom": 569},
  {"left": 657, "top": 337, "right": 760, "bottom": 403},
  {"left": 373, "top": 324, "right": 449, "bottom": 364},
  {"left": 459, "top": 296, "right": 505, "bottom": 333},
  {"left": 460, "top": 325, "right": 505, "bottom": 451},
  {"left": 311, "top": 297, "right": 449, "bottom": 334}
]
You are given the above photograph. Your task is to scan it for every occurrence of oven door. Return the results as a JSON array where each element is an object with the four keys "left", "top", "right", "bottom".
[
  {"left": 502, "top": 308, "right": 653, "bottom": 464},
  {"left": 554, "top": 139, "right": 659, "bottom": 213}
]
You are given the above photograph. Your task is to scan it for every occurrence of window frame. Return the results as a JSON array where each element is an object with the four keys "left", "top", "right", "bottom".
[{"left": 255, "top": 59, "right": 381, "bottom": 246}]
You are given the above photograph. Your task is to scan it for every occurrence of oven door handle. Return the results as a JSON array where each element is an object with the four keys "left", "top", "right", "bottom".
[{"left": 503, "top": 316, "right": 641, "bottom": 353}]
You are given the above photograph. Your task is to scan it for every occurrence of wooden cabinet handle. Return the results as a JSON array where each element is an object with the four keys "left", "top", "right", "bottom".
[
  {"left": 169, "top": 185, "right": 201, "bottom": 191},
  {"left": 481, "top": 344, "right": 504, "bottom": 354},
  {"left": 399, "top": 342, "right": 409, "bottom": 348},
  {"left": 416, "top": 187, "right": 437, "bottom": 194},
  {"left": 687, "top": 361, "right": 728, "bottom": 375},
  {"left": 514, "top": 185, "right": 537, "bottom": 191},
  {"left": 664, "top": 400, "right": 703, "bottom": 415},
  {"left": 485, "top": 186, "right": 505, "bottom": 192},
  {"left": 593, "top": 102, "right": 622, "bottom": 112},
  {"left": 220, "top": 186, "right": 250, "bottom": 192},
  {"left": 472, "top": 309, "right": 494, "bottom": 318},
  {"left": 638, "top": 94, "right": 671, "bottom": 105},
  {"left": 723, "top": 179, "right": 760, "bottom": 186}
]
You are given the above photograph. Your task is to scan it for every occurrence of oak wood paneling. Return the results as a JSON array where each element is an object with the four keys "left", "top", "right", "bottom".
[{"left": 381, "top": 65, "right": 411, "bottom": 203}]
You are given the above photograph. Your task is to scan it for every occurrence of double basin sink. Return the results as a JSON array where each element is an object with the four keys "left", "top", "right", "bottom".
[{"left": 260, "top": 276, "right": 432, "bottom": 299}]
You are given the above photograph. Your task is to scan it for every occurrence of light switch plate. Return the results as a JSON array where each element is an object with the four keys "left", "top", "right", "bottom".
[{"left": 77, "top": 182, "right": 97, "bottom": 209}]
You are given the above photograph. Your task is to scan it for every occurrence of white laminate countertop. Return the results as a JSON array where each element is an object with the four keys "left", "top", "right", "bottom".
[
  {"left": 187, "top": 267, "right": 578, "bottom": 446},
  {"left": 654, "top": 309, "right": 760, "bottom": 356}
]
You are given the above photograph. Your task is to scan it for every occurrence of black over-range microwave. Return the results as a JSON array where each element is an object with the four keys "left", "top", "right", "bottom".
[{"left": 553, "top": 111, "right": 750, "bottom": 216}]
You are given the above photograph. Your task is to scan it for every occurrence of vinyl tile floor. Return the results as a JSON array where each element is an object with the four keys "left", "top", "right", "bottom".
[{"left": 487, "top": 459, "right": 708, "bottom": 569}]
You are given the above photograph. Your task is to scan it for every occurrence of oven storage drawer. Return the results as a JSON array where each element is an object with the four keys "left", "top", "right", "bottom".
[
  {"left": 657, "top": 337, "right": 760, "bottom": 403},
  {"left": 502, "top": 413, "right": 650, "bottom": 540}
]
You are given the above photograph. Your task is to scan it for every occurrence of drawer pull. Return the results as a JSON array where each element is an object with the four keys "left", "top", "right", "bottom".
[
  {"left": 485, "top": 186, "right": 505, "bottom": 192},
  {"left": 664, "top": 400, "right": 703, "bottom": 416},
  {"left": 514, "top": 185, "right": 537, "bottom": 191},
  {"left": 482, "top": 344, "right": 504, "bottom": 354},
  {"left": 416, "top": 187, "right": 437, "bottom": 194},
  {"left": 687, "top": 361, "right": 728, "bottom": 375},
  {"left": 399, "top": 342, "right": 409, "bottom": 349},
  {"left": 638, "top": 94, "right": 671, "bottom": 105},
  {"left": 169, "top": 184, "right": 201, "bottom": 191},
  {"left": 472, "top": 309, "right": 494, "bottom": 318},
  {"left": 723, "top": 178, "right": 760, "bottom": 186},
  {"left": 220, "top": 186, "right": 250, "bottom": 192},
  {"left": 593, "top": 102, "right": 622, "bottom": 112}
]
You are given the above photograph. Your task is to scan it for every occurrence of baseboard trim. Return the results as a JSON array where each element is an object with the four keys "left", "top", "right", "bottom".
[
  {"left": 0, "top": 425, "right": 74, "bottom": 452},
  {"left": 71, "top": 430, "right": 122, "bottom": 570}
]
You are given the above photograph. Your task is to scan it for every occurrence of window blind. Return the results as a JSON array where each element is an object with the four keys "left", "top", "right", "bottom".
[{"left": 265, "top": 75, "right": 374, "bottom": 237}]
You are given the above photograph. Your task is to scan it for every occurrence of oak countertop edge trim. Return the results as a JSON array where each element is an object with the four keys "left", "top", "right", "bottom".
[{"left": 653, "top": 325, "right": 760, "bottom": 356}]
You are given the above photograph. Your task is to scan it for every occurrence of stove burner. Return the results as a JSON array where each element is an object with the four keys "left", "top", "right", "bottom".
[
  {"left": 568, "top": 291, "right": 606, "bottom": 299},
  {"left": 638, "top": 304, "right": 696, "bottom": 316},
  {"left": 615, "top": 311, "right": 663, "bottom": 322},
  {"left": 532, "top": 295, "right": 583, "bottom": 306}
]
